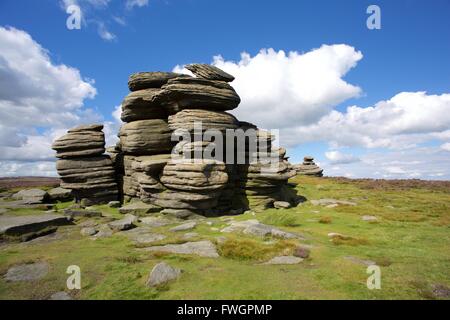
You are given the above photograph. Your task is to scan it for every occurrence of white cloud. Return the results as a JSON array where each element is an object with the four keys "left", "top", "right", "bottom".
[
  {"left": 96, "top": 21, "right": 116, "bottom": 41},
  {"left": 175, "top": 45, "right": 362, "bottom": 130},
  {"left": 0, "top": 26, "right": 101, "bottom": 177},
  {"left": 441, "top": 142, "right": 450, "bottom": 152},
  {"left": 126, "top": 0, "right": 149, "bottom": 10},
  {"left": 290, "top": 91, "right": 450, "bottom": 149},
  {"left": 324, "top": 147, "right": 450, "bottom": 180},
  {"left": 325, "top": 150, "right": 360, "bottom": 164}
]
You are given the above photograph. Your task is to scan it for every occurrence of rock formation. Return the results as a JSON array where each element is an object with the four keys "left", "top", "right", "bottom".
[
  {"left": 294, "top": 156, "right": 323, "bottom": 177},
  {"left": 53, "top": 64, "right": 299, "bottom": 216},
  {"left": 52, "top": 124, "right": 119, "bottom": 205}
]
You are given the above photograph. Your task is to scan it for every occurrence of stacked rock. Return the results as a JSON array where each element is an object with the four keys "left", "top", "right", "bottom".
[
  {"left": 234, "top": 124, "right": 297, "bottom": 209},
  {"left": 52, "top": 124, "right": 119, "bottom": 204},
  {"left": 294, "top": 156, "right": 324, "bottom": 177}
]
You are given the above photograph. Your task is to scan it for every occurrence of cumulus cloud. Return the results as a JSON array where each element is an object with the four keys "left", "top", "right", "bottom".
[
  {"left": 126, "top": 0, "right": 149, "bottom": 10},
  {"left": 289, "top": 91, "right": 450, "bottom": 149},
  {"left": 175, "top": 45, "right": 363, "bottom": 130},
  {"left": 325, "top": 150, "right": 360, "bottom": 164},
  {"left": 325, "top": 147, "right": 450, "bottom": 180},
  {"left": 0, "top": 26, "right": 101, "bottom": 176},
  {"left": 441, "top": 142, "right": 450, "bottom": 152}
]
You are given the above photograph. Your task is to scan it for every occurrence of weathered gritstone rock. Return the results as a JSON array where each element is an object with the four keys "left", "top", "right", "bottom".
[
  {"left": 119, "top": 119, "right": 173, "bottom": 155},
  {"left": 145, "top": 240, "right": 219, "bottom": 258},
  {"left": 168, "top": 109, "right": 238, "bottom": 132},
  {"left": 161, "top": 159, "right": 228, "bottom": 192},
  {"left": 186, "top": 64, "right": 235, "bottom": 82},
  {"left": 12, "top": 189, "right": 48, "bottom": 204},
  {"left": 48, "top": 187, "right": 73, "bottom": 202},
  {"left": 159, "top": 77, "right": 241, "bottom": 113},
  {"left": 146, "top": 262, "right": 181, "bottom": 287},
  {"left": 0, "top": 214, "right": 71, "bottom": 242},
  {"left": 53, "top": 124, "right": 119, "bottom": 205},
  {"left": 294, "top": 156, "right": 323, "bottom": 177},
  {"left": 4, "top": 262, "right": 49, "bottom": 282},
  {"left": 121, "top": 89, "right": 167, "bottom": 122},
  {"left": 56, "top": 155, "right": 118, "bottom": 204},
  {"left": 52, "top": 124, "right": 105, "bottom": 159},
  {"left": 128, "top": 72, "right": 187, "bottom": 91}
]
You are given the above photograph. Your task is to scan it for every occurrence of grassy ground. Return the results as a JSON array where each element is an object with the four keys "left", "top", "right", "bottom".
[{"left": 0, "top": 175, "right": 449, "bottom": 300}]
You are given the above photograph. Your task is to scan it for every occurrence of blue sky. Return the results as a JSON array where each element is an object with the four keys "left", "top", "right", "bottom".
[{"left": 0, "top": 0, "right": 449, "bottom": 178}]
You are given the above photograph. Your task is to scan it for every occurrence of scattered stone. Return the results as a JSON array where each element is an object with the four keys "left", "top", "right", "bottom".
[
  {"left": 311, "top": 199, "right": 357, "bottom": 206},
  {"left": 122, "top": 227, "right": 166, "bottom": 244},
  {"left": 80, "top": 227, "right": 97, "bottom": 236},
  {"left": 262, "top": 256, "right": 303, "bottom": 265},
  {"left": 94, "top": 224, "right": 113, "bottom": 238},
  {"left": 140, "top": 216, "right": 175, "bottom": 227},
  {"left": 49, "top": 292, "right": 73, "bottom": 300},
  {"left": 119, "top": 202, "right": 161, "bottom": 215},
  {"left": 48, "top": 187, "right": 73, "bottom": 202},
  {"left": 273, "top": 201, "right": 292, "bottom": 209},
  {"left": 4, "top": 262, "right": 49, "bottom": 282},
  {"left": 362, "top": 215, "right": 378, "bottom": 222},
  {"left": 327, "top": 232, "right": 350, "bottom": 240},
  {"left": 108, "top": 201, "right": 121, "bottom": 208},
  {"left": 12, "top": 189, "right": 48, "bottom": 204},
  {"left": 431, "top": 284, "right": 450, "bottom": 298},
  {"left": 0, "top": 208, "right": 7, "bottom": 215},
  {"left": 146, "top": 262, "right": 181, "bottom": 287},
  {"left": 0, "top": 214, "right": 71, "bottom": 242},
  {"left": 344, "top": 256, "right": 376, "bottom": 266},
  {"left": 293, "top": 246, "right": 311, "bottom": 259},
  {"left": 183, "top": 232, "right": 198, "bottom": 240},
  {"left": 145, "top": 240, "right": 219, "bottom": 258},
  {"left": 169, "top": 221, "right": 197, "bottom": 232},
  {"left": 64, "top": 209, "right": 102, "bottom": 218},
  {"left": 221, "top": 219, "right": 303, "bottom": 240},
  {"left": 108, "top": 214, "right": 137, "bottom": 231}
]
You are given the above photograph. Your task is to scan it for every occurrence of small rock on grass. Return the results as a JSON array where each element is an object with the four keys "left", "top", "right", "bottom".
[
  {"left": 80, "top": 227, "right": 97, "bottom": 236},
  {"left": 108, "top": 201, "right": 121, "bottom": 208},
  {"left": 146, "top": 262, "right": 181, "bottom": 287},
  {"left": 169, "top": 221, "right": 196, "bottom": 232},
  {"left": 362, "top": 215, "right": 378, "bottom": 221},
  {"left": 94, "top": 224, "right": 113, "bottom": 238},
  {"left": 293, "top": 246, "right": 310, "bottom": 259},
  {"left": 263, "top": 256, "right": 303, "bottom": 265},
  {"left": 4, "top": 262, "right": 49, "bottom": 282},
  {"left": 50, "top": 292, "right": 73, "bottom": 300},
  {"left": 273, "top": 201, "right": 292, "bottom": 209},
  {"left": 108, "top": 214, "right": 137, "bottom": 231}
]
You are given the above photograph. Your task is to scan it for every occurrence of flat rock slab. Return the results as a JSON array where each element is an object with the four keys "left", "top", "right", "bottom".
[
  {"left": 108, "top": 214, "right": 137, "bottom": 231},
  {"left": 169, "top": 221, "right": 196, "bottom": 232},
  {"left": 64, "top": 209, "right": 102, "bottom": 218},
  {"left": 145, "top": 240, "right": 219, "bottom": 258},
  {"left": 0, "top": 214, "right": 71, "bottom": 241},
  {"left": 49, "top": 291, "right": 73, "bottom": 300},
  {"left": 4, "top": 262, "right": 49, "bottom": 282},
  {"left": 344, "top": 256, "right": 376, "bottom": 266},
  {"left": 140, "top": 216, "right": 175, "bottom": 227},
  {"left": 122, "top": 227, "right": 166, "bottom": 244},
  {"left": 362, "top": 215, "right": 378, "bottom": 221},
  {"left": 262, "top": 256, "right": 303, "bottom": 265},
  {"left": 221, "top": 219, "right": 304, "bottom": 240},
  {"left": 147, "top": 262, "right": 181, "bottom": 287},
  {"left": 311, "top": 199, "right": 357, "bottom": 206},
  {"left": 119, "top": 202, "right": 161, "bottom": 215},
  {"left": 0, "top": 200, "right": 54, "bottom": 210}
]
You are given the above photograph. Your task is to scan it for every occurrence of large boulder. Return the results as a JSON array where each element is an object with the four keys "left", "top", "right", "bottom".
[
  {"left": 56, "top": 156, "right": 118, "bottom": 204},
  {"left": 52, "top": 124, "right": 105, "bottom": 159},
  {"left": 159, "top": 77, "right": 241, "bottom": 113},
  {"left": 186, "top": 63, "right": 235, "bottom": 82},
  {"left": 121, "top": 89, "right": 167, "bottom": 122},
  {"left": 48, "top": 187, "right": 73, "bottom": 202},
  {"left": 128, "top": 72, "right": 188, "bottom": 91},
  {"left": 119, "top": 120, "right": 173, "bottom": 155},
  {"left": 168, "top": 109, "right": 238, "bottom": 132},
  {"left": 12, "top": 189, "right": 48, "bottom": 204},
  {"left": 160, "top": 159, "right": 228, "bottom": 192}
]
